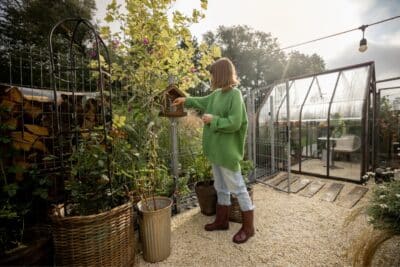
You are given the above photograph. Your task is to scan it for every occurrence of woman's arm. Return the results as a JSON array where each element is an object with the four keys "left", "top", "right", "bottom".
[
  {"left": 173, "top": 92, "right": 213, "bottom": 113},
  {"left": 184, "top": 93, "right": 213, "bottom": 113}
]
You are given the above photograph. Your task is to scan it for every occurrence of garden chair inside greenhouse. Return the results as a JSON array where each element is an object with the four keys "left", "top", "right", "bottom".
[{"left": 333, "top": 135, "right": 361, "bottom": 162}]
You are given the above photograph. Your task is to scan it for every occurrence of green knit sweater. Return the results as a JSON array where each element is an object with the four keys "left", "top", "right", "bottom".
[{"left": 185, "top": 87, "right": 248, "bottom": 172}]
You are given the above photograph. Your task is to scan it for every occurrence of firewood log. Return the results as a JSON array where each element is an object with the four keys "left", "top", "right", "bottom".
[
  {"left": 4, "top": 87, "right": 23, "bottom": 103},
  {"left": 32, "top": 139, "right": 48, "bottom": 153},
  {"left": 25, "top": 124, "right": 49, "bottom": 136},
  {"left": 0, "top": 99, "right": 16, "bottom": 111},
  {"left": 23, "top": 101, "right": 42, "bottom": 119},
  {"left": 4, "top": 118, "right": 18, "bottom": 130},
  {"left": 11, "top": 131, "right": 38, "bottom": 151}
]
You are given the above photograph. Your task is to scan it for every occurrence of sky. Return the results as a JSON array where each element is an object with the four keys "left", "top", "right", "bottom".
[{"left": 96, "top": 0, "right": 400, "bottom": 86}]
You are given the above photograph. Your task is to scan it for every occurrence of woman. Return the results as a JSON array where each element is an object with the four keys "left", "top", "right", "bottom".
[{"left": 172, "top": 57, "right": 255, "bottom": 244}]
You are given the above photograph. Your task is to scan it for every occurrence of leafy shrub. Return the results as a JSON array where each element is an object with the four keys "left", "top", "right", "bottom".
[
  {"left": 187, "top": 153, "right": 212, "bottom": 184},
  {"left": 240, "top": 159, "right": 254, "bottom": 183},
  {"left": 65, "top": 132, "right": 129, "bottom": 216},
  {"left": 367, "top": 180, "right": 400, "bottom": 233}
]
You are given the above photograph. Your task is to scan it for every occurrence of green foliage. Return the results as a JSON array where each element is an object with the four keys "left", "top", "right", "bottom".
[
  {"left": 188, "top": 153, "right": 212, "bottom": 183},
  {"left": 0, "top": 0, "right": 96, "bottom": 49},
  {"left": 187, "top": 155, "right": 254, "bottom": 184},
  {"left": 0, "top": 167, "right": 51, "bottom": 254},
  {"left": 112, "top": 103, "right": 188, "bottom": 208},
  {"left": 203, "top": 25, "right": 325, "bottom": 89},
  {"left": 285, "top": 51, "right": 326, "bottom": 78},
  {"left": 103, "top": 0, "right": 217, "bottom": 91},
  {"left": 101, "top": 0, "right": 216, "bottom": 209},
  {"left": 331, "top": 112, "right": 346, "bottom": 138},
  {"left": 240, "top": 159, "right": 254, "bottom": 182},
  {"left": 65, "top": 133, "right": 116, "bottom": 216},
  {"left": 378, "top": 97, "right": 398, "bottom": 159},
  {"left": 367, "top": 181, "right": 400, "bottom": 234}
]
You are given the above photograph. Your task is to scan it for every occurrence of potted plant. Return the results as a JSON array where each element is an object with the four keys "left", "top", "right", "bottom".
[
  {"left": 190, "top": 153, "right": 217, "bottom": 216},
  {"left": 134, "top": 112, "right": 174, "bottom": 263},
  {"left": 50, "top": 119, "right": 137, "bottom": 267}
]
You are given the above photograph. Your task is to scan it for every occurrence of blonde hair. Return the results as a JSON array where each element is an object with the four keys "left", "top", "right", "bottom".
[{"left": 210, "top": 57, "right": 238, "bottom": 90}]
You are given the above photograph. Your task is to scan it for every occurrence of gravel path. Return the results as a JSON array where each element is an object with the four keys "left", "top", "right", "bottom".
[{"left": 136, "top": 177, "right": 399, "bottom": 266}]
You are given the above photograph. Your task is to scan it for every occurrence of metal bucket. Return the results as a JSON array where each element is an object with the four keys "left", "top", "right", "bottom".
[{"left": 137, "top": 197, "right": 172, "bottom": 263}]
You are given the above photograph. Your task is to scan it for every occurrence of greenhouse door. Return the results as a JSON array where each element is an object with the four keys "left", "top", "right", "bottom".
[{"left": 249, "top": 83, "right": 293, "bottom": 191}]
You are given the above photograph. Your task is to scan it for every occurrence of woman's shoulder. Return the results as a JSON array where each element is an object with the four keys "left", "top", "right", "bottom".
[{"left": 231, "top": 87, "right": 244, "bottom": 97}]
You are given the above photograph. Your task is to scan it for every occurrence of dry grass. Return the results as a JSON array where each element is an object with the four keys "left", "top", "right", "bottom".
[
  {"left": 178, "top": 110, "right": 203, "bottom": 129},
  {"left": 348, "top": 227, "right": 396, "bottom": 267}
]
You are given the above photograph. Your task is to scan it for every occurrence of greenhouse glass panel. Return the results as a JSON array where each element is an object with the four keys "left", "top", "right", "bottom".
[
  {"left": 279, "top": 77, "right": 313, "bottom": 171},
  {"left": 299, "top": 72, "right": 338, "bottom": 176},
  {"left": 328, "top": 66, "right": 369, "bottom": 180},
  {"left": 257, "top": 83, "right": 289, "bottom": 177}
]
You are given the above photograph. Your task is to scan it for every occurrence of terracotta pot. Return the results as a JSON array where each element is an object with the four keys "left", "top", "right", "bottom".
[{"left": 195, "top": 180, "right": 217, "bottom": 216}]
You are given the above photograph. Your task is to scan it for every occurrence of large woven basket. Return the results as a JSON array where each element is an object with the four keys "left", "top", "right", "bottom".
[
  {"left": 229, "top": 187, "right": 253, "bottom": 223},
  {"left": 51, "top": 201, "right": 135, "bottom": 267}
]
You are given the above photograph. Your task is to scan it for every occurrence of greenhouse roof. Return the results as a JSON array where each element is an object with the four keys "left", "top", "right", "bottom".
[{"left": 258, "top": 62, "right": 373, "bottom": 124}]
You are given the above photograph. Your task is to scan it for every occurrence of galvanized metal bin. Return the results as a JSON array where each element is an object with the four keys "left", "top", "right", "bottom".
[{"left": 137, "top": 197, "right": 172, "bottom": 263}]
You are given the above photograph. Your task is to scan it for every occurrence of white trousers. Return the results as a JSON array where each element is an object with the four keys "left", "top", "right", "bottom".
[{"left": 212, "top": 164, "right": 254, "bottom": 211}]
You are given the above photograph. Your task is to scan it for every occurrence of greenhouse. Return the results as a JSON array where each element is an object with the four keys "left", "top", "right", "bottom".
[{"left": 256, "top": 62, "right": 375, "bottom": 182}]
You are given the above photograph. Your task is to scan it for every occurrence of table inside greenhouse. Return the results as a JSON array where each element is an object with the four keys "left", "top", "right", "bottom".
[{"left": 317, "top": 137, "right": 340, "bottom": 168}]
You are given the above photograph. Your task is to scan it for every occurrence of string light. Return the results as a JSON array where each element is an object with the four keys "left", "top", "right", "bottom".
[
  {"left": 358, "top": 25, "right": 368, "bottom": 52},
  {"left": 278, "top": 15, "right": 400, "bottom": 52}
]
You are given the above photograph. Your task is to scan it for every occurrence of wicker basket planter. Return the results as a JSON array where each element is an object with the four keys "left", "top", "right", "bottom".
[
  {"left": 194, "top": 180, "right": 217, "bottom": 216},
  {"left": 51, "top": 201, "right": 135, "bottom": 267},
  {"left": 137, "top": 197, "right": 172, "bottom": 263},
  {"left": 229, "top": 186, "right": 254, "bottom": 223}
]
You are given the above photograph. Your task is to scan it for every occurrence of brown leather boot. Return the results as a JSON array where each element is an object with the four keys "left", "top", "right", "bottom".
[
  {"left": 204, "top": 204, "right": 230, "bottom": 231},
  {"left": 233, "top": 210, "right": 255, "bottom": 243}
]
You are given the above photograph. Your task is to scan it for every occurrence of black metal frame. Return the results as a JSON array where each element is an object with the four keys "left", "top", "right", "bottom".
[{"left": 48, "top": 18, "right": 113, "bottom": 198}]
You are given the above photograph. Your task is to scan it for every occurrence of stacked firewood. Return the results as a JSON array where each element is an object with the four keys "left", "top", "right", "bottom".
[
  {"left": 0, "top": 85, "right": 109, "bottom": 179},
  {"left": 0, "top": 86, "right": 57, "bottom": 179}
]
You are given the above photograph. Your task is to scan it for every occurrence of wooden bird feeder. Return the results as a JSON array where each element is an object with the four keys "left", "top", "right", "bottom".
[{"left": 159, "top": 84, "right": 187, "bottom": 117}]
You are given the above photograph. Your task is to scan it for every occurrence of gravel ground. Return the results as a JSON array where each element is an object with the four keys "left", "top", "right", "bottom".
[{"left": 136, "top": 176, "right": 399, "bottom": 266}]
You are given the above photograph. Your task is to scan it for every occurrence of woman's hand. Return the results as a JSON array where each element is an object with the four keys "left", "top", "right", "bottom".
[
  {"left": 172, "top": 97, "right": 186, "bottom": 106},
  {"left": 202, "top": 114, "right": 213, "bottom": 124}
]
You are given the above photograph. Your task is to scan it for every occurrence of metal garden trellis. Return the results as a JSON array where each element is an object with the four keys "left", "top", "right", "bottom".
[{"left": 48, "top": 18, "right": 113, "bottom": 202}]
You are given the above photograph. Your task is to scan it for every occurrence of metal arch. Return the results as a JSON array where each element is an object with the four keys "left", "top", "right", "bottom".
[
  {"left": 48, "top": 18, "right": 114, "bottom": 200},
  {"left": 326, "top": 71, "right": 342, "bottom": 177},
  {"left": 297, "top": 76, "right": 316, "bottom": 172},
  {"left": 275, "top": 80, "right": 294, "bottom": 122}
]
